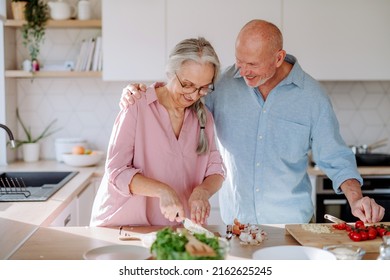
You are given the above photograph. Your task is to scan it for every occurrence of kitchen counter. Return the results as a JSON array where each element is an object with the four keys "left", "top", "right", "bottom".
[
  {"left": 0, "top": 160, "right": 104, "bottom": 259},
  {"left": 2, "top": 161, "right": 389, "bottom": 260},
  {"left": 8, "top": 224, "right": 380, "bottom": 260}
]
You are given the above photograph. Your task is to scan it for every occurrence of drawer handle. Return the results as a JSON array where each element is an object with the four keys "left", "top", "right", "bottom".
[{"left": 64, "top": 214, "right": 71, "bottom": 226}]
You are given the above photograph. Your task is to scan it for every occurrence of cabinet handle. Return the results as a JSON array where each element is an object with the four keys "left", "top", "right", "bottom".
[
  {"left": 323, "top": 199, "right": 347, "bottom": 205},
  {"left": 64, "top": 214, "right": 71, "bottom": 226}
]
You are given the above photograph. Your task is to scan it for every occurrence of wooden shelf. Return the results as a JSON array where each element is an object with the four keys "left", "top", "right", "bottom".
[
  {"left": 4, "top": 19, "right": 101, "bottom": 28},
  {"left": 5, "top": 70, "right": 102, "bottom": 78}
]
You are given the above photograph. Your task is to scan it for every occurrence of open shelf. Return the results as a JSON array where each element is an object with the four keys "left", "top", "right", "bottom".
[
  {"left": 4, "top": 19, "right": 101, "bottom": 28},
  {"left": 5, "top": 70, "right": 102, "bottom": 78}
]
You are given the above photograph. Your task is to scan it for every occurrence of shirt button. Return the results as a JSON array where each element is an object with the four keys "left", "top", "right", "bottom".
[
  {"left": 258, "top": 135, "right": 263, "bottom": 140},
  {"left": 263, "top": 109, "right": 266, "bottom": 113},
  {"left": 256, "top": 162, "right": 260, "bottom": 167},
  {"left": 256, "top": 188, "right": 260, "bottom": 192}
]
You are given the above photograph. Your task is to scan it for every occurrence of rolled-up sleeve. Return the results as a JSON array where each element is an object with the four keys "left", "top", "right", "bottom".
[
  {"left": 204, "top": 111, "right": 226, "bottom": 179},
  {"left": 105, "top": 107, "right": 142, "bottom": 196}
]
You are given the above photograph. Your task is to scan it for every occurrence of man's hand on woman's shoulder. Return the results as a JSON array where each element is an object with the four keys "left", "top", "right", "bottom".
[{"left": 120, "top": 83, "right": 147, "bottom": 109}]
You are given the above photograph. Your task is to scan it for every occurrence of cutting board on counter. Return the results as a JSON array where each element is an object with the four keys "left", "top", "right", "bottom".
[{"left": 285, "top": 223, "right": 390, "bottom": 253}]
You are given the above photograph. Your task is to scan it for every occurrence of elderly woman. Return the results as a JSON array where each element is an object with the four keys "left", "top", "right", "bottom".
[{"left": 90, "top": 37, "right": 225, "bottom": 227}]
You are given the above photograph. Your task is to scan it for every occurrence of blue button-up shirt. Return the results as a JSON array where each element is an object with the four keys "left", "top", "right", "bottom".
[{"left": 205, "top": 54, "right": 362, "bottom": 224}]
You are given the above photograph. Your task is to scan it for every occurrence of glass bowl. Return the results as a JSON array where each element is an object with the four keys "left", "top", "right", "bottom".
[{"left": 323, "top": 245, "right": 366, "bottom": 260}]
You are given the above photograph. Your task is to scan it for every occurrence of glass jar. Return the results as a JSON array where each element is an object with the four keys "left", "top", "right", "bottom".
[{"left": 377, "top": 235, "right": 390, "bottom": 260}]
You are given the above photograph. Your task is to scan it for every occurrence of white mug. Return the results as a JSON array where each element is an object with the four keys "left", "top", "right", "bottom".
[
  {"left": 22, "top": 59, "right": 32, "bottom": 72},
  {"left": 77, "top": 0, "right": 91, "bottom": 20}
]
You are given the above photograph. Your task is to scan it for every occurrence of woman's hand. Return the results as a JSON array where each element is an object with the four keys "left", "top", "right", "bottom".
[
  {"left": 188, "top": 186, "right": 211, "bottom": 225},
  {"left": 119, "top": 83, "right": 147, "bottom": 109},
  {"left": 158, "top": 186, "right": 185, "bottom": 223}
]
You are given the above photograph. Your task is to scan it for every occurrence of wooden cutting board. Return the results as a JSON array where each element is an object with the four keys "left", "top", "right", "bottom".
[{"left": 285, "top": 223, "right": 390, "bottom": 253}]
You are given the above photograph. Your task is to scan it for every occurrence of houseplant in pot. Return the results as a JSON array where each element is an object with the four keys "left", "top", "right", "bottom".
[
  {"left": 21, "top": 0, "right": 49, "bottom": 69},
  {"left": 14, "top": 108, "right": 61, "bottom": 162},
  {"left": 11, "top": 0, "right": 28, "bottom": 20}
]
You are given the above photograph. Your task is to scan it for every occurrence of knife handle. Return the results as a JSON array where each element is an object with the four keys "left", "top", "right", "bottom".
[{"left": 324, "top": 214, "right": 346, "bottom": 224}]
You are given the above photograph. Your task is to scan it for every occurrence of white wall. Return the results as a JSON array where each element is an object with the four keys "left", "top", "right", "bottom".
[{"left": 6, "top": 0, "right": 390, "bottom": 160}]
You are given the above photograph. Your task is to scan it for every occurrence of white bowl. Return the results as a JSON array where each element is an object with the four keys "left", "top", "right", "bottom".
[
  {"left": 62, "top": 151, "right": 104, "bottom": 167},
  {"left": 252, "top": 245, "right": 336, "bottom": 260},
  {"left": 55, "top": 138, "right": 87, "bottom": 162}
]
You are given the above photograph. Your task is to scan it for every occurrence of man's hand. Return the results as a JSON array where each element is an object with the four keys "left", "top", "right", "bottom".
[
  {"left": 341, "top": 179, "right": 385, "bottom": 223},
  {"left": 119, "top": 83, "right": 147, "bottom": 109},
  {"left": 350, "top": 196, "right": 385, "bottom": 223}
]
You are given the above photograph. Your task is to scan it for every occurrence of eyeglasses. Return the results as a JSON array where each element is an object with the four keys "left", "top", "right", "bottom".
[{"left": 175, "top": 72, "right": 214, "bottom": 96}]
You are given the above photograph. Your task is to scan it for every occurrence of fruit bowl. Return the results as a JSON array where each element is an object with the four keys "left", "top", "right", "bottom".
[{"left": 62, "top": 151, "right": 104, "bottom": 167}]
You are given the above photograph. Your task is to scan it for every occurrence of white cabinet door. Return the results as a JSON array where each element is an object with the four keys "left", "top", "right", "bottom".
[
  {"left": 102, "top": 0, "right": 166, "bottom": 81},
  {"left": 283, "top": 0, "right": 390, "bottom": 80},
  {"left": 50, "top": 198, "right": 78, "bottom": 227},
  {"left": 167, "top": 0, "right": 282, "bottom": 69},
  {"left": 77, "top": 177, "right": 102, "bottom": 226}
]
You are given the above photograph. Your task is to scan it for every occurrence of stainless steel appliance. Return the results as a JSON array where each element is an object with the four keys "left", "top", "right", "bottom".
[{"left": 315, "top": 174, "right": 390, "bottom": 222}]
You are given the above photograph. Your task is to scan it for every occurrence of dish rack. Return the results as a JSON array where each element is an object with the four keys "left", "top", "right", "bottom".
[{"left": 0, "top": 177, "right": 31, "bottom": 198}]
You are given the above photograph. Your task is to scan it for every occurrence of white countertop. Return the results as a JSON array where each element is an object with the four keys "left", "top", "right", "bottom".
[{"left": 0, "top": 160, "right": 104, "bottom": 259}]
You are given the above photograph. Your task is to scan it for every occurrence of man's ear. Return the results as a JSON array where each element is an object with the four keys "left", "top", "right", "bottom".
[{"left": 276, "top": 49, "right": 286, "bottom": 67}]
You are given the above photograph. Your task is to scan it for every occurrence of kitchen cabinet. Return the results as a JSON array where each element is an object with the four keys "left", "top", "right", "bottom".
[
  {"left": 50, "top": 198, "right": 78, "bottom": 227},
  {"left": 102, "top": 0, "right": 281, "bottom": 81},
  {"left": 166, "top": 0, "right": 282, "bottom": 69},
  {"left": 77, "top": 176, "right": 101, "bottom": 226},
  {"left": 283, "top": 0, "right": 390, "bottom": 80},
  {"left": 102, "top": 0, "right": 166, "bottom": 81},
  {"left": 51, "top": 176, "right": 101, "bottom": 227}
]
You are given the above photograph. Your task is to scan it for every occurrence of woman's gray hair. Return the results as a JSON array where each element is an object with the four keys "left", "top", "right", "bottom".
[{"left": 166, "top": 37, "right": 220, "bottom": 155}]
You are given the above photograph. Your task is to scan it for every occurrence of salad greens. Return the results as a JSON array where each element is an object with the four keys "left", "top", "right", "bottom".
[{"left": 150, "top": 227, "right": 225, "bottom": 260}]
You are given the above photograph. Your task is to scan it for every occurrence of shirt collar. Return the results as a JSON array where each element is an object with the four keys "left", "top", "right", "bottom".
[
  {"left": 145, "top": 82, "right": 166, "bottom": 105},
  {"left": 232, "top": 54, "right": 305, "bottom": 89}
]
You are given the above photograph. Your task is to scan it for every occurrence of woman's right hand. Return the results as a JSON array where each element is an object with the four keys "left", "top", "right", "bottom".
[
  {"left": 119, "top": 83, "right": 147, "bottom": 109},
  {"left": 159, "top": 186, "right": 185, "bottom": 223}
]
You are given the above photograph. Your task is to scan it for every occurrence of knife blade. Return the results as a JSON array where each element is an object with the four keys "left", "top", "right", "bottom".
[{"left": 182, "top": 218, "right": 214, "bottom": 238}]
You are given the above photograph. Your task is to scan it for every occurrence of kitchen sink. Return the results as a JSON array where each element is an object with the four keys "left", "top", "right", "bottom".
[{"left": 0, "top": 171, "right": 78, "bottom": 202}]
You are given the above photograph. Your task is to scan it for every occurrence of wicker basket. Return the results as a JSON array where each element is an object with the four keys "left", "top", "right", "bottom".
[{"left": 11, "top": 2, "right": 27, "bottom": 20}]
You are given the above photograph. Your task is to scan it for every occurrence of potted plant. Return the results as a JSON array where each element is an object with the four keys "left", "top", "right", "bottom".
[
  {"left": 11, "top": 0, "right": 28, "bottom": 20},
  {"left": 21, "top": 0, "right": 49, "bottom": 66},
  {"left": 14, "top": 108, "right": 61, "bottom": 162}
]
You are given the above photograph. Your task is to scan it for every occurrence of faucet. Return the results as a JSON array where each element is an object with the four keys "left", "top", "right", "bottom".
[{"left": 0, "top": 123, "right": 16, "bottom": 148}]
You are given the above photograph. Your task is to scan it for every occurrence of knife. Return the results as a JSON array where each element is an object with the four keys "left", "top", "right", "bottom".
[
  {"left": 324, "top": 214, "right": 346, "bottom": 224},
  {"left": 182, "top": 218, "right": 215, "bottom": 238}
]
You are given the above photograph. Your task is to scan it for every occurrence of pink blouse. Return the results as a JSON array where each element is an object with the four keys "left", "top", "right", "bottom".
[{"left": 90, "top": 83, "right": 225, "bottom": 227}]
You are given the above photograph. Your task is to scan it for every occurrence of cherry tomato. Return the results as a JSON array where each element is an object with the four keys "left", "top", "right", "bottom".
[
  {"left": 378, "top": 228, "right": 387, "bottom": 237},
  {"left": 355, "top": 220, "right": 365, "bottom": 229},
  {"left": 385, "top": 231, "right": 390, "bottom": 236},
  {"left": 333, "top": 223, "right": 347, "bottom": 230},
  {"left": 368, "top": 228, "right": 378, "bottom": 240},
  {"left": 349, "top": 230, "right": 363, "bottom": 242},
  {"left": 360, "top": 230, "right": 368, "bottom": 241},
  {"left": 345, "top": 224, "right": 352, "bottom": 232}
]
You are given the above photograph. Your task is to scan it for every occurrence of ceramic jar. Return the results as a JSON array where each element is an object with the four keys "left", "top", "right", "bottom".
[{"left": 77, "top": 0, "right": 91, "bottom": 20}]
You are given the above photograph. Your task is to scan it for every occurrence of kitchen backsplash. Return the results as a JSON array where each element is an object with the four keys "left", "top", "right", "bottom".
[
  {"left": 10, "top": 0, "right": 390, "bottom": 159},
  {"left": 14, "top": 79, "right": 390, "bottom": 160}
]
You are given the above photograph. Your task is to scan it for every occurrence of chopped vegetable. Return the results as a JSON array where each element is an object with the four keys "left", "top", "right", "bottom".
[{"left": 150, "top": 227, "right": 225, "bottom": 260}]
